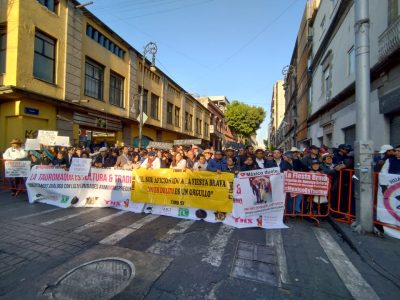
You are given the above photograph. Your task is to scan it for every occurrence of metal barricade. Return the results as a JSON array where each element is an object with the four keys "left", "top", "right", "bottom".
[{"left": 329, "top": 168, "right": 400, "bottom": 232}]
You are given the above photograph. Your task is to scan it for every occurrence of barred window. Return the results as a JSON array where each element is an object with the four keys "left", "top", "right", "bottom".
[
  {"left": 109, "top": 73, "right": 124, "bottom": 107},
  {"left": 85, "top": 59, "right": 104, "bottom": 100},
  {"left": 174, "top": 106, "right": 180, "bottom": 127},
  {"left": 33, "top": 31, "right": 56, "bottom": 83}
]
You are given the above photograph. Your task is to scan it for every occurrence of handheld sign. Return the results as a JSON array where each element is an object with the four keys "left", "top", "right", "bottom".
[
  {"left": 69, "top": 158, "right": 92, "bottom": 176},
  {"left": 25, "top": 139, "right": 41, "bottom": 151},
  {"left": 37, "top": 130, "right": 58, "bottom": 146}
]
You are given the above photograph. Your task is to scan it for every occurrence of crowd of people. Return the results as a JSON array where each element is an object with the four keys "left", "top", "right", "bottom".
[{"left": 1, "top": 138, "right": 400, "bottom": 215}]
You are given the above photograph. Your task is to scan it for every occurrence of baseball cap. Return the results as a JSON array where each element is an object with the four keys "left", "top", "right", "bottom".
[
  {"left": 148, "top": 151, "right": 156, "bottom": 156},
  {"left": 379, "top": 144, "right": 394, "bottom": 154},
  {"left": 311, "top": 159, "right": 320, "bottom": 165}
]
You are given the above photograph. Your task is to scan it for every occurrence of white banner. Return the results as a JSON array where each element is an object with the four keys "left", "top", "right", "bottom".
[
  {"left": 5, "top": 161, "right": 31, "bottom": 178},
  {"left": 55, "top": 136, "right": 70, "bottom": 147},
  {"left": 230, "top": 168, "right": 287, "bottom": 229},
  {"left": 26, "top": 167, "right": 287, "bottom": 229},
  {"left": 377, "top": 173, "right": 400, "bottom": 239},
  {"left": 24, "top": 139, "right": 41, "bottom": 151},
  {"left": 37, "top": 130, "right": 58, "bottom": 146},
  {"left": 69, "top": 158, "right": 92, "bottom": 176},
  {"left": 26, "top": 166, "right": 142, "bottom": 211}
]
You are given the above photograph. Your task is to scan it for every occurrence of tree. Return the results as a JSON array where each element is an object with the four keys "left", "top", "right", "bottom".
[{"left": 225, "top": 101, "right": 266, "bottom": 142}]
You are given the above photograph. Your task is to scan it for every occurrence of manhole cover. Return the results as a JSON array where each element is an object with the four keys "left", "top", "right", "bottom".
[{"left": 44, "top": 257, "right": 135, "bottom": 300}]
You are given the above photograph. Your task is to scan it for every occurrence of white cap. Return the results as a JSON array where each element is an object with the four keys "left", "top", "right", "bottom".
[
  {"left": 379, "top": 144, "right": 393, "bottom": 154},
  {"left": 99, "top": 147, "right": 108, "bottom": 152}
]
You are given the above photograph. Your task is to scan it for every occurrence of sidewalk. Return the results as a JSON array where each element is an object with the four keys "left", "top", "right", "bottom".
[{"left": 329, "top": 218, "right": 400, "bottom": 296}]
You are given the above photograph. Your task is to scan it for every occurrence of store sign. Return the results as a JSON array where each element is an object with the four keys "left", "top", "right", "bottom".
[{"left": 24, "top": 107, "right": 39, "bottom": 116}]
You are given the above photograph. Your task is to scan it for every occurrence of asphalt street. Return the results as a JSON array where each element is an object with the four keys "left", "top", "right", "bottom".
[{"left": 0, "top": 189, "right": 399, "bottom": 300}]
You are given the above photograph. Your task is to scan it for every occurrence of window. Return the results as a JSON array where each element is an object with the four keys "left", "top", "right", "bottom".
[
  {"left": 189, "top": 114, "right": 193, "bottom": 131},
  {"left": 185, "top": 112, "right": 189, "bottom": 131},
  {"left": 37, "top": 0, "right": 58, "bottom": 13},
  {"left": 343, "top": 125, "right": 355, "bottom": 148},
  {"left": 167, "top": 102, "right": 173, "bottom": 124},
  {"left": 137, "top": 86, "right": 148, "bottom": 114},
  {"left": 195, "top": 118, "right": 199, "bottom": 134},
  {"left": 85, "top": 24, "right": 125, "bottom": 59},
  {"left": 0, "top": 32, "right": 6, "bottom": 74},
  {"left": 204, "top": 122, "right": 209, "bottom": 137},
  {"left": 198, "top": 119, "right": 202, "bottom": 135},
  {"left": 34, "top": 31, "right": 56, "bottom": 83},
  {"left": 150, "top": 93, "right": 159, "bottom": 119},
  {"left": 85, "top": 59, "right": 104, "bottom": 100},
  {"left": 109, "top": 73, "right": 124, "bottom": 107},
  {"left": 388, "top": 0, "right": 399, "bottom": 26},
  {"left": 322, "top": 66, "right": 331, "bottom": 100},
  {"left": 347, "top": 46, "right": 355, "bottom": 76},
  {"left": 174, "top": 106, "right": 180, "bottom": 127}
]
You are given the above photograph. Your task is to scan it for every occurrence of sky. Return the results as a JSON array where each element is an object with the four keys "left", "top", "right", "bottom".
[{"left": 87, "top": 0, "right": 307, "bottom": 145}]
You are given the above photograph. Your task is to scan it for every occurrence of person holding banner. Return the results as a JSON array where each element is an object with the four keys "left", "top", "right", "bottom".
[
  {"left": 3, "top": 138, "right": 27, "bottom": 196},
  {"left": 51, "top": 151, "right": 68, "bottom": 169},
  {"left": 170, "top": 153, "right": 187, "bottom": 170},
  {"left": 309, "top": 159, "right": 328, "bottom": 215},
  {"left": 207, "top": 150, "right": 227, "bottom": 173},
  {"left": 93, "top": 147, "right": 114, "bottom": 168},
  {"left": 141, "top": 151, "right": 161, "bottom": 169},
  {"left": 114, "top": 146, "right": 132, "bottom": 169},
  {"left": 193, "top": 154, "right": 208, "bottom": 171}
]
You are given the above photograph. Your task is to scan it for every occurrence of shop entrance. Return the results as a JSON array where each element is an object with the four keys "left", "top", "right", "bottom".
[{"left": 79, "top": 128, "right": 116, "bottom": 148}]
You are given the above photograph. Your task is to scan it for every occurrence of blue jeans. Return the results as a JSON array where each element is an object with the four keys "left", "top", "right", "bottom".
[{"left": 286, "top": 194, "right": 303, "bottom": 214}]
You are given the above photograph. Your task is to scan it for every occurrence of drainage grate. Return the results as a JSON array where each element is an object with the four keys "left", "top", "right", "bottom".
[
  {"left": 44, "top": 257, "right": 135, "bottom": 300},
  {"left": 231, "top": 241, "right": 278, "bottom": 286}
]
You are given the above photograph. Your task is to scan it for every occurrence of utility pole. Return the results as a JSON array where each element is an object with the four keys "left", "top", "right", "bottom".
[{"left": 353, "top": 0, "right": 374, "bottom": 233}]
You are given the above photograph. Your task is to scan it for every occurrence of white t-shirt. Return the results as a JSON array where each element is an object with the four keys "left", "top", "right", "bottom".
[{"left": 3, "top": 147, "right": 27, "bottom": 160}]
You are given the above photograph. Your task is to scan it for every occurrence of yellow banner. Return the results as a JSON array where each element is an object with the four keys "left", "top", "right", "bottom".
[{"left": 131, "top": 169, "right": 234, "bottom": 212}]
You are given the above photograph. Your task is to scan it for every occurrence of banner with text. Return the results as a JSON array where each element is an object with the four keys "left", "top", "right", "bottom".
[
  {"left": 26, "top": 166, "right": 138, "bottom": 211},
  {"left": 228, "top": 168, "right": 286, "bottom": 229},
  {"left": 131, "top": 169, "right": 234, "bottom": 212},
  {"left": 283, "top": 171, "right": 329, "bottom": 196},
  {"left": 377, "top": 173, "right": 400, "bottom": 239},
  {"left": 5, "top": 161, "right": 31, "bottom": 178}
]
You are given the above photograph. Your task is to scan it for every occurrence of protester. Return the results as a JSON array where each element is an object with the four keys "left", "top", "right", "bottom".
[
  {"left": 240, "top": 155, "right": 259, "bottom": 171},
  {"left": 375, "top": 144, "right": 395, "bottom": 172},
  {"left": 93, "top": 147, "right": 114, "bottom": 168},
  {"left": 66, "top": 147, "right": 75, "bottom": 167},
  {"left": 226, "top": 157, "right": 239, "bottom": 175},
  {"left": 185, "top": 150, "right": 196, "bottom": 170},
  {"left": 170, "top": 152, "right": 187, "bottom": 170},
  {"left": 290, "top": 147, "right": 304, "bottom": 171},
  {"left": 309, "top": 159, "right": 328, "bottom": 215},
  {"left": 236, "top": 147, "right": 247, "bottom": 167},
  {"left": 301, "top": 145, "right": 319, "bottom": 170},
  {"left": 29, "top": 151, "right": 42, "bottom": 167},
  {"left": 381, "top": 145, "right": 400, "bottom": 174},
  {"left": 2, "top": 138, "right": 27, "bottom": 196},
  {"left": 114, "top": 146, "right": 131, "bottom": 169},
  {"left": 193, "top": 154, "right": 208, "bottom": 171},
  {"left": 203, "top": 149, "right": 213, "bottom": 162},
  {"left": 255, "top": 148, "right": 268, "bottom": 169},
  {"left": 140, "top": 151, "right": 161, "bottom": 169},
  {"left": 225, "top": 147, "right": 237, "bottom": 165},
  {"left": 51, "top": 151, "right": 68, "bottom": 169},
  {"left": 266, "top": 149, "right": 291, "bottom": 172},
  {"left": 333, "top": 144, "right": 351, "bottom": 165},
  {"left": 207, "top": 150, "right": 227, "bottom": 173}
]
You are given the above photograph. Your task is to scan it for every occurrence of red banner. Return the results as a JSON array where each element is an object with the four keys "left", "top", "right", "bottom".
[{"left": 284, "top": 171, "right": 329, "bottom": 196}]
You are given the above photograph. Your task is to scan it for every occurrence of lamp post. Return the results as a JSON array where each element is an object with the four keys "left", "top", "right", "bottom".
[{"left": 138, "top": 42, "right": 157, "bottom": 149}]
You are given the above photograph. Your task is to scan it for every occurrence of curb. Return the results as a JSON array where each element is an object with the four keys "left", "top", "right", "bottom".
[{"left": 326, "top": 216, "right": 361, "bottom": 255}]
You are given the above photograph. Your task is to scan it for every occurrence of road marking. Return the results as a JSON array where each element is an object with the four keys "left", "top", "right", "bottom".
[
  {"left": 266, "top": 230, "right": 290, "bottom": 286},
  {"left": 13, "top": 208, "right": 60, "bottom": 220},
  {"left": 40, "top": 209, "right": 95, "bottom": 226},
  {"left": 313, "top": 227, "right": 380, "bottom": 300},
  {"left": 74, "top": 210, "right": 128, "bottom": 233},
  {"left": 201, "top": 224, "right": 234, "bottom": 267},
  {"left": 146, "top": 220, "right": 194, "bottom": 255},
  {"left": 99, "top": 214, "right": 159, "bottom": 246}
]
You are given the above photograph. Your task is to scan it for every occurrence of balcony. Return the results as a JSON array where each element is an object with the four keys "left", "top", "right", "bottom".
[
  {"left": 209, "top": 125, "right": 223, "bottom": 138},
  {"left": 379, "top": 16, "right": 400, "bottom": 60}
]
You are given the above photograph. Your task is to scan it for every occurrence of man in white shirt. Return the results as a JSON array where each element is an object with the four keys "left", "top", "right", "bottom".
[
  {"left": 3, "top": 138, "right": 27, "bottom": 196},
  {"left": 141, "top": 151, "right": 161, "bottom": 169}
]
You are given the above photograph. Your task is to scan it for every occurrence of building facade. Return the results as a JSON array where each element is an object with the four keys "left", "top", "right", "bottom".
[
  {"left": 268, "top": 80, "right": 285, "bottom": 148},
  {"left": 0, "top": 0, "right": 209, "bottom": 150},
  {"left": 307, "top": 0, "right": 400, "bottom": 149}
]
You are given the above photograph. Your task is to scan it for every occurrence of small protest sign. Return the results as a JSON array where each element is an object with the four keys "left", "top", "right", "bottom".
[
  {"left": 69, "top": 158, "right": 92, "bottom": 176},
  {"left": 55, "top": 136, "right": 70, "bottom": 147},
  {"left": 284, "top": 171, "right": 329, "bottom": 196},
  {"left": 37, "top": 130, "right": 58, "bottom": 146},
  {"left": 5, "top": 161, "right": 32, "bottom": 178},
  {"left": 24, "top": 139, "right": 41, "bottom": 151}
]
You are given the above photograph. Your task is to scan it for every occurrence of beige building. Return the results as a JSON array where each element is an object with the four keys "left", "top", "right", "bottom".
[
  {"left": 268, "top": 80, "right": 285, "bottom": 148},
  {"left": 0, "top": 0, "right": 210, "bottom": 149}
]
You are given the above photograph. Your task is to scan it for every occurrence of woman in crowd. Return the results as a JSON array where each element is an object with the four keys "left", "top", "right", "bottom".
[
  {"left": 193, "top": 154, "right": 208, "bottom": 171},
  {"left": 241, "top": 155, "right": 259, "bottom": 171},
  {"left": 309, "top": 159, "right": 328, "bottom": 215},
  {"left": 226, "top": 157, "right": 240, "bottom": 175},
  {"left": 170, "top": 152, "right": 187, "bottom": 170}
]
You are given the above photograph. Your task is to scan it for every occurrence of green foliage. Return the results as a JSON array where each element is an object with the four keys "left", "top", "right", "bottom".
[{"left": 225, "top": 101, "right": 266, "bottom": 139}]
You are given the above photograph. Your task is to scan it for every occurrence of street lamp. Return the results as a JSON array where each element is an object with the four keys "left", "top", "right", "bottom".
[{"left": 138, "top": 42, "right": 157, "bottom": 149}]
